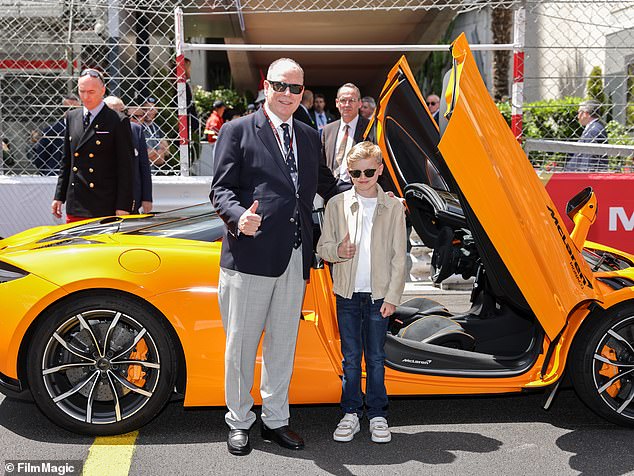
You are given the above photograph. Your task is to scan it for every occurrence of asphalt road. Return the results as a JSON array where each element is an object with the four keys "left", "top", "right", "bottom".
[
  {"left": 2, "top": 290, "right": 633, "bottom": 475},
  {"left": 1, "top": 382, "right": 634, "bottom": 475}
]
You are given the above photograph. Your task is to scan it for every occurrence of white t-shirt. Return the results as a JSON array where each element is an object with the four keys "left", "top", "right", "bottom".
[{"left": 354, "top": 195, "right": 377, "bottom": 292}]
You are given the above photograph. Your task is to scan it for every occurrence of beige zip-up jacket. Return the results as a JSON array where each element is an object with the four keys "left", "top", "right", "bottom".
[{"left": 316, "top": 185, "right": 407, "bottom": 305}]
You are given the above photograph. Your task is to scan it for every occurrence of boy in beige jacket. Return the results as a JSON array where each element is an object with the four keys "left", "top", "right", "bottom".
[{"left": 317, "top": 141, "right": 406, "bottom": 443}]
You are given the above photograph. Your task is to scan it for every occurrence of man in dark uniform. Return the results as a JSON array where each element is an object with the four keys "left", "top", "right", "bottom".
[{"left": 52, "top": 69, "right": 134, "bottom": 222}]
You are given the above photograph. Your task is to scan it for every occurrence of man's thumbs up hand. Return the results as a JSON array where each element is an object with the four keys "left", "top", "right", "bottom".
[{"left": 238, "top": 200, "right": 262, "bottom": 236}]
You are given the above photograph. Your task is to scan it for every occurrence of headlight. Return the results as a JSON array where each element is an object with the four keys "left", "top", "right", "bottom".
[{"left": 0, "top": 261, "right": 29, "bottom": 283}]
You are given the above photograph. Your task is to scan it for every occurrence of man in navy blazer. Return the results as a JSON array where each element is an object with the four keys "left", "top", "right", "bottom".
[
  {"left": 52, "top": 70, "right": 134, "bottom": 222},
  {"left": 210, "top": 58, "right": 340, "bottom": 456},
  {"left": 104, "top": 96, "right": 153, "bottom": 213},
  {"left": 565, "top": 99, "right": 608, "bottom": 172}
]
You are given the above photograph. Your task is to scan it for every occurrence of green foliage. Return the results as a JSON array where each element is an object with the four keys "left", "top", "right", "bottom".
[
  {"left": 586, "top": 66, "right": 607, "bottom": 107},
  {"left": 522, "top": 97, "right": 584, "bottom": 140},
  {"left": 194, "top": 86, "right": 247, "bottom": 122},
  {"left": 606, "top": 120, "right": 634, "bottom": 145},
  {"left": 497, "top": 98, "right": 634, "bottom": 171}
]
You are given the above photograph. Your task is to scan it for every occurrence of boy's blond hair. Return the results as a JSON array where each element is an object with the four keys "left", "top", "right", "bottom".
[{"left": 346, "top": 141, "right": 383, "bottom": 166}]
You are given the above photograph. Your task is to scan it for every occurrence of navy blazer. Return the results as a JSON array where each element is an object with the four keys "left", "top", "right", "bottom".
[
  {"left": 54, "top": 105, "right": 134, "bottom": 217},
  {"left": 210, "top": 108, "right": 340, "bottom": 279},
  {"left": 130, "top": 122, "right": 153, "bottom": 211},
  {"left": 33, "top": 118, "right": 66, "bottom": 176},
  {"left": 565, "top": 120, "right": 608, "bottom": 172}
]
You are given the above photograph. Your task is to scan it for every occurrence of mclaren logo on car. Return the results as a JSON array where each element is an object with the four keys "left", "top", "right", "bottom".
[
  {"left": 402, "top": 358, "right": 432, "bottom": 365},
  {"left": 547, "top": 205, "right": 593, "bottom": 290}
]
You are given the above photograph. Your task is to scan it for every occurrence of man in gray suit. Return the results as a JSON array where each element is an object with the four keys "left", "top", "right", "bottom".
[
  {"left": 211, "top": 58, "right": 340, "bottom": 456},
  {"left": 565, "top": 99, "right": 608, "bottom": 172},
  {"left": 321, "top": 83, "right": 369, "bottom": 183}
]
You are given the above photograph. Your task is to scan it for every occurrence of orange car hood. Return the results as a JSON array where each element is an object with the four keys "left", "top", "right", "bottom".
[{"left": 376, "top": 33, "right": 601, "bottom": 338}]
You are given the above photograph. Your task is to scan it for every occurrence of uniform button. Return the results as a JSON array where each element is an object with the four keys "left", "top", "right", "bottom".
[
  {"left": 295, "top": 193, "right": 299, "bottom": 198},
  {"left": 89, "top": 168, "right": 94, "bottom": 173},
  {"left": 74, "top": 152, "right": 79, "bottom": 157},
  {"left": 290, "top": 217, "right": 295, "bottom": 223},
  {"left": 72, "top": 166, "right": 77, "bottom": 172},
  {"left": 96, "top": 140, "right": 101, "bottom": 145},
  {"left": 89, "top": 183, "right": 94, "bottom": 188},
  {"left": 71, "top": 182, "right": 74, "bottom": 186},
  {"left": 89, "top": 153, "right": 94, "bottom": 158}
]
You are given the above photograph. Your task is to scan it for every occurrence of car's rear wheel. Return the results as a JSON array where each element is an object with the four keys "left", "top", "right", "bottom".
[
  {"left": 570, "top": 303, "right": 634, "bottom": 427},
  {"left": 27, "top": 293, "right": 177, "bottom": 435}
]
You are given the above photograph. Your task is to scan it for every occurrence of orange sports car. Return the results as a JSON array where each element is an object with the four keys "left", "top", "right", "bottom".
[{"left": 1, "top": 33, "right": 633, "bottom": 435}]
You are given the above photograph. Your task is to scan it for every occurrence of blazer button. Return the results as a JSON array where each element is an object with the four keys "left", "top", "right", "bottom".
[
  {"left": 96, "top": 140, "right": 101, "bottom": 145},
  {"left": 89, "top": 168, "right": 94, "bottom": 173},
  {"left": 71, "top": 182, "right": 74, "bottom": 186},
  {"left": 290, "top": 217, "right": 295, "bottom": 223},
  {"left": 295, "top": 193, "right": 300, "bottom": 199},
  {"left": 89, "top": 153, "right": 94, "bottom": 158},
  {"left": 89, "top": 183, "right": 95, "bottom": 188},
  {"left": 72, "top": 166, "right": 78, "bottom": 172},
  {"left": 74, "top": 152, "right": 79, "bottom": 157}
]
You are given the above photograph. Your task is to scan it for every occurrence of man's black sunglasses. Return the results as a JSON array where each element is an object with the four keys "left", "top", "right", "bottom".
[
  {"left": 267, "top": 80, "right": 304, "bottom": 95},
  {"left": 80, "top": 69, "right": 104, "bottom": 81},
  {"left": 349, "top": 168, "right": 377, "bottom": 179}
]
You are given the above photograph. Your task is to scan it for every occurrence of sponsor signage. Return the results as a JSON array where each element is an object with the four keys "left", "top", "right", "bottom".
[{"left": 542, "top": 173, "right": 634, "bottom": 254}]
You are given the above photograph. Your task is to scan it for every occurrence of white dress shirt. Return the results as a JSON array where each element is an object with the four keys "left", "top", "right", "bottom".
[{"left": 334, "top": 114, "right": 359, "bottom": 182}]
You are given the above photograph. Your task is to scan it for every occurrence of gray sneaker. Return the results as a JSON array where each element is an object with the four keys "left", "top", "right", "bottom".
[
  {"left": 333, "top": 413, "right": 360, "bottom": 442},
  {"left": 369, "top": 416, "right": 391, "bottom": 443}
]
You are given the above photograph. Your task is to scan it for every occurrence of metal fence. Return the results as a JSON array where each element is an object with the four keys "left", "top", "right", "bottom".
[
  {"left": 0, "top": 0, "right": 632, "bottom": 178},
  {"left": 522, "top": 0, "right": 634, "bottom": 171}
]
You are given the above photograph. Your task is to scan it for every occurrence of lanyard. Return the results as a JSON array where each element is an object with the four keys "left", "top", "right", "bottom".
[{"left": 262, "top": 107, "right": 294, "bottom": 161}]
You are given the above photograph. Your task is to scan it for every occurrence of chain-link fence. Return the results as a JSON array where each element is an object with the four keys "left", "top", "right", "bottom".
[
  {"left": 522, "top": 0, "right": 634, "bottom": 172},
  {"left": 0, "top": 0, "right": 632, "bottom": 178}
]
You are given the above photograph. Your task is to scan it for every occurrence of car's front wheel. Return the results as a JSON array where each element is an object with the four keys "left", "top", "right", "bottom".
[
  {"left": 27, "top": 293, "right": 177, "bottom": 435},
  {"left": 570, "top": 303, "right": 634, "bottom": 427}
]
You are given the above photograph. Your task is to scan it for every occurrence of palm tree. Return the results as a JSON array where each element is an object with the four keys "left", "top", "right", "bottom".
[{"left": 491, "top": 6, "right": 513, "bottom": 101}]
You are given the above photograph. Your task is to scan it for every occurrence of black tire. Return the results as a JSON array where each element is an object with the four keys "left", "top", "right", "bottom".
[
  {"left": 570, "top": 302, "right": 634, "bottom": 427},
  {"left": 26, "top": 292, "right": 177, "bottom": 435}
]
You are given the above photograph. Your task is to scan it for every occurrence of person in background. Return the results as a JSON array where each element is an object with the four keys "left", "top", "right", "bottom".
[
  {"left": 359, "top": 96, "right": 376, "bottom": 120},
  {"left": 317, "top": 141, "right": 406, "bottom": 444},
  {"left": 33, "top": 94, "right": 81, "bottom": 175},
  {"left": 310, "top": 93, "right": 335, "bottom": 136},
  {"left": 204, "top": 100, "right": 226, "bottom": 143},
  {"left": 426, "top": 94, "right": 441, "bottom": 125},
  {"left": 244, "top": 103, "right": 256, "bottom": 115},
  {"left": 132, "top": 97, "right": 169, "bottom": 169},
  {"left": 565, "top": 99, "right": 608, "bottom": 172},
  {"left": 104, "top": 96, "right": 153, "bottom": 213},
  {"left": 321, "top": 83, "right": 369, "bottom": 183},
  {"left": 293, "top": 89, "right": 316, "bottom": 129},
  {"left": 184, "top": 57, "right": 200, "bottom": 135},
  {"left": 52, "top": 69, "right": 134, "bottom": 222}
]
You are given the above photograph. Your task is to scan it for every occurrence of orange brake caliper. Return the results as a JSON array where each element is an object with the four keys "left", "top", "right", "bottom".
[
  {"left": 598, "top": 346, "right": 621, "bottom": 398},
  {"left": 126, "top": 338, "right": 148, "bottom": 387}
]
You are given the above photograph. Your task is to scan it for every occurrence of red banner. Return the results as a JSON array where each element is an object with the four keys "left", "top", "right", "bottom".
[{"left": 543, "top": 173, "right": 634, "bottom": 254}]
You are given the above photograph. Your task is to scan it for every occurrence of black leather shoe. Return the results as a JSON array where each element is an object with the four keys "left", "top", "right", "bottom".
[
  {"left": 227, "top": 429, "right": 251, "bottom": 456},
  {"left": 261, "top": 424, "right": 305, "bottom": 450}
]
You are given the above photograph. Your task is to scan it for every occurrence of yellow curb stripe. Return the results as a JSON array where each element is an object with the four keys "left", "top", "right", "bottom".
[{"left": 82, "top": 431, "right": 139, "bottom": 476}]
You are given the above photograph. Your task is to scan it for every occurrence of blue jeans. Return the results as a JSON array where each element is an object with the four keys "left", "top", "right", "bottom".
[{"left": 336, "top": 293, "right": 389, "bottom": 419}]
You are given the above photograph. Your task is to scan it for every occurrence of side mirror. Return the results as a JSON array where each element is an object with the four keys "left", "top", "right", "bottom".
[{"left": 566, "top": 187, "right": 597, "bottom": 250}]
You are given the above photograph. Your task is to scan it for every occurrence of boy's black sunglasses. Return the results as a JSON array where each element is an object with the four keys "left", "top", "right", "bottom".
[
  {"left": 349, "top": 168, "right": 377, "bottom": 179},
  {"left": 80, "top": 69, "right": 104, "bottom": 81},
  {"left": 267, "top": 80, "right": 304, "bottom": 95}
]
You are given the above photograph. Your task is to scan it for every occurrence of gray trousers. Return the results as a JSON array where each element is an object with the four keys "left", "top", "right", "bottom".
[{"left": 218, "top": 247, "right": 305, "bottom": 430}]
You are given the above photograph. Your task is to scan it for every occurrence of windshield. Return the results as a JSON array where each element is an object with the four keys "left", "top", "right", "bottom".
[{"left": 126, "top": 213, "right": 225, "bottom": 242}]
